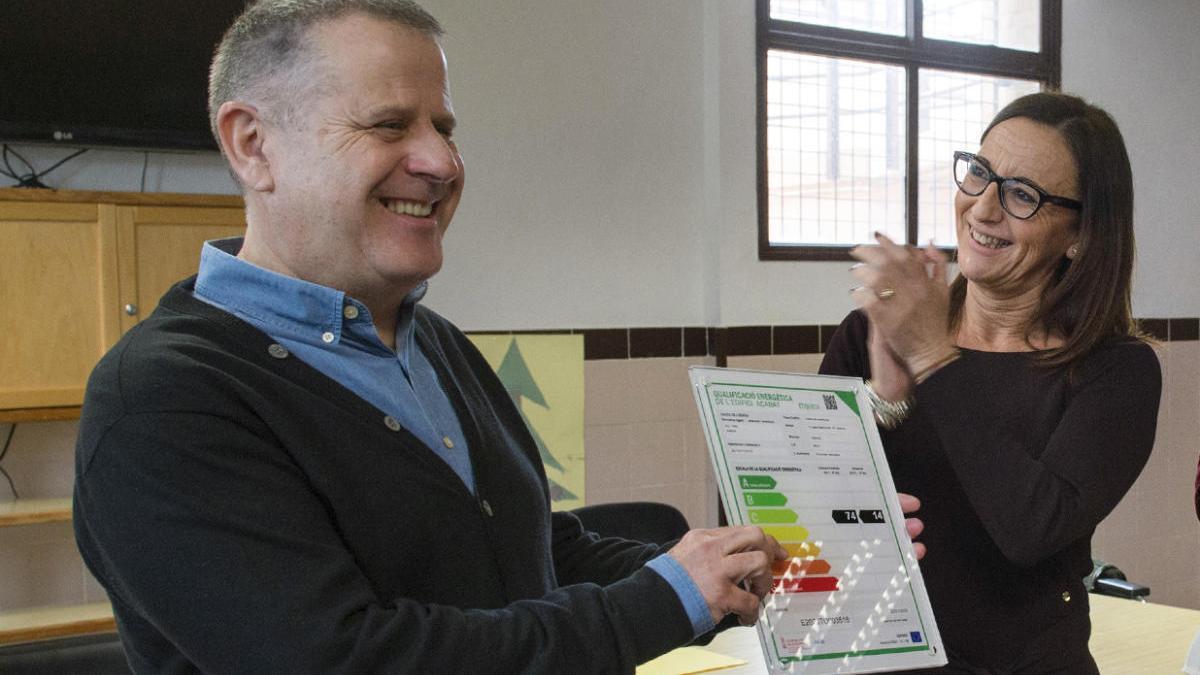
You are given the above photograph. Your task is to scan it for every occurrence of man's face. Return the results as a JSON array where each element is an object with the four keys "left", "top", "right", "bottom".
[{"left": 255, "top": 13, "right": 463, "bottom": 303}]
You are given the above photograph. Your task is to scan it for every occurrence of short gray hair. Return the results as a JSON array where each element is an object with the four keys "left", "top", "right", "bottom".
[{"left": 208, "top": 0, "right": 442, "bottom": 149}]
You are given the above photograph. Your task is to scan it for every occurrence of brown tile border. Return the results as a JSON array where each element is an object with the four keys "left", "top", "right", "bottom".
[
  {"left": 1169, "top": 318, "right": 1200, "bottom": 341},
  {"left": 773, "top": 325, "right": 820, "bottom": 354},
  {"left": 683, "top": 327, "right": 708, "bottom": 357},
  {"left": 630, "top": 327, "right": 683, "bottom": 358},
  {"left": 1138, "top": 319, "right": 1169, "bottom": 341},
  {"left": 466, "top": 317, "right": 1199, "bottom": 360},
  {"left": 579, "top": 329, "right": 629, "bottom": 360},
  {"left": 722, "top": 326, "right": 771, "bottom": 357}
]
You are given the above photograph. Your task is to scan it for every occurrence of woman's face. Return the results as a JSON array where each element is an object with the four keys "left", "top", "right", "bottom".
[{"left": 955, "top": 117, "right": 1081, "bottom": 298}]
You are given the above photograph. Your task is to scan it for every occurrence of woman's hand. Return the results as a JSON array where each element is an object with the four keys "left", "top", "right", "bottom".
[{"left": 850, "top": 233, "right": 956, "bottom": 378}]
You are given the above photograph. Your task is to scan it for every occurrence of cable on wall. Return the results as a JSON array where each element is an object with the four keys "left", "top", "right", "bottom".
[
  {"left": 1, "top": 144, "right": 90, "bottom": 189},
  {"left": 0, "top": 423, "right": 18, "bottom": 500}
]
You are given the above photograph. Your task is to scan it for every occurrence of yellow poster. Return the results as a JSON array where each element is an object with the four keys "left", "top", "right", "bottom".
[{"left": 468, "top": 334, "right": 584, "bottom": 510}]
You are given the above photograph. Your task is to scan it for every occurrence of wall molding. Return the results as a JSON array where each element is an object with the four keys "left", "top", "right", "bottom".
[{"left": 467, "top": 318, "right": 1198, "bottom": 362}]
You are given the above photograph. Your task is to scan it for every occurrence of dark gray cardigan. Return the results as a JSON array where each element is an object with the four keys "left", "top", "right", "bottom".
[{"left": 75, "top": 278, "right": 692, "bottom": 674}]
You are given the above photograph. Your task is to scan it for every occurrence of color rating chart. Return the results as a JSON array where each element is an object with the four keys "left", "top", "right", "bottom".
[{"left": 689, "top": 367, "right": 944, "bottom": 674}]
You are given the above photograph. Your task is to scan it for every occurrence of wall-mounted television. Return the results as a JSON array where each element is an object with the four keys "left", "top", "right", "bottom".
[{"left": 0, "top": 1, "right": 250, "bottom": 152}]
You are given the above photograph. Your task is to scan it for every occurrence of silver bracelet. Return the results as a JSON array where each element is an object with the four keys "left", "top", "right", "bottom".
[{"left": 863, "top": 380, "right": 912, "bottom": 430}]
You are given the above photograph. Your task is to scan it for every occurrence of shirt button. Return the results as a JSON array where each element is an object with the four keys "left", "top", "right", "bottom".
[
  {"left": 321, "top": 331, "right": 335, "bottom": 343},
  {"left": 1061, "top": 591, "right": 1071, "bottom": 602},
  {"left": 267, "top": 343, "right": 289, "bottom": 359},
  {"left": 384, "top": 416, "right": 401, "bottom": 431},
  {"left": 481, "top": 500, "right": 494, "bottom": 517},
  {"left": 442, "top": 436, "right": 455, "bottom": 449},
  {"left": 343, "top": 305, "right": 359, "bottom": 319}
]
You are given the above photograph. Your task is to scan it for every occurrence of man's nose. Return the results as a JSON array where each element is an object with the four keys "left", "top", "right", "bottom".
[{"left": 405, "top": 124, "right": 460, "bottom": 184}]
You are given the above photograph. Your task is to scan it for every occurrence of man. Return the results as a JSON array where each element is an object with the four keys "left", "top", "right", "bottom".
[{"left": 74, "top": 1, "right": 921, "bottom": 672}]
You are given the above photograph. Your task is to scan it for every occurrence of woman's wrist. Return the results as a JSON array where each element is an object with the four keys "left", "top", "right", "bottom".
[{"left": 864, "top": 380, "right": 913, "bottom": 430}]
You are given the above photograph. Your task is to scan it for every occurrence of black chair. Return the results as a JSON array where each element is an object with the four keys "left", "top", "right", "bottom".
[
  {"left": 570, "top": 501, "right": 690, "bottom": 546},
  {"left": 0, "top": 633, "right": 130, "bottom": 674}
]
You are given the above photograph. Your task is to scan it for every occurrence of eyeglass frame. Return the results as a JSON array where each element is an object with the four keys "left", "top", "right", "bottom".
[{"left": 952, "top": 151, "right": 1083, "bottom": 220}]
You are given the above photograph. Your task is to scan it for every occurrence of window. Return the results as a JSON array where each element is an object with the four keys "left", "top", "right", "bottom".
[{"left": 758, "top": 0, "right": 1061, "bottom": 260}]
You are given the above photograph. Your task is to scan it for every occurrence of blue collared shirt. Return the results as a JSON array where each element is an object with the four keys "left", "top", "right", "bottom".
[
  {"left": 194, "top": 238, "right": 475, "bottom": 491},
  {"left": 191, "top": 238, "right": 712, "bottom": 637}
]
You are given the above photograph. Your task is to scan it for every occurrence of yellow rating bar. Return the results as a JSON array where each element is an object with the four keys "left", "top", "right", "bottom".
[{"left": 759, "top": 525, "right": 809, "bottom": 542}]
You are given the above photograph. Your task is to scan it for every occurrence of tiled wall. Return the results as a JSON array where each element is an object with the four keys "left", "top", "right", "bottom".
[
  {"left": 1093, "top": 339, "right": 1200, "bottom": 609},
  {"left": 0, "top": 320, "right": 1197, "bottom": 618}
]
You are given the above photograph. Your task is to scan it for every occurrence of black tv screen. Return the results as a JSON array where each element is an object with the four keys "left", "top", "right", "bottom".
[{"left": 0, "top": 1, "right": 250, "bottom": 152}]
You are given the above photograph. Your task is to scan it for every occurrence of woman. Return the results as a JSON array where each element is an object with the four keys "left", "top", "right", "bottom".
[{"left": 820, "top": 92, "right": 1160, "bottom": 672}]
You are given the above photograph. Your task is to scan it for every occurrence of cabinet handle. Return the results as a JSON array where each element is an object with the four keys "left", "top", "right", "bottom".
[{"left": 124, "top": 304, "right": 139, "bottom": 316}]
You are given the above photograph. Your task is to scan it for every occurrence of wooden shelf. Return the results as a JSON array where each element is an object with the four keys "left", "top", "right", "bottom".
[
  {"left": 0, "top": 186, "right": 243, "bottom": 209},
  {"left": 0, "top": 407, "right": 81, "bottom": 423},
  {"left": 0, "top": 603, "right": 116, "bottom": 645},
  {"left": 0, "top": 499, "right": 73, "bottom": 527}
]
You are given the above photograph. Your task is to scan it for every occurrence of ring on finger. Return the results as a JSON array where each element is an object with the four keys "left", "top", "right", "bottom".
[{"left": 876, "top": 287, "right": 896, "bottom": 300}]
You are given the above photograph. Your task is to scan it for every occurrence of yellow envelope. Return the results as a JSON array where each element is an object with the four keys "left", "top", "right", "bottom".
[{"left": 636, "top": 646, "right": 746, "bottom": 675}]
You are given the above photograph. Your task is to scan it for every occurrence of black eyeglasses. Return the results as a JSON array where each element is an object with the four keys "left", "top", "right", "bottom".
[{"left": 953, "top": 151, "right": 1082, "bottom": 220}]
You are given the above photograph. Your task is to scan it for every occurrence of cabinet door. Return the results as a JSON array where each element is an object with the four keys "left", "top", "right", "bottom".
[
  {"left": 116, "top": 205, "right": 245, "bottom": 332},
  {"left": 0, "top": 202, "right": 122, "bottom": 409}
]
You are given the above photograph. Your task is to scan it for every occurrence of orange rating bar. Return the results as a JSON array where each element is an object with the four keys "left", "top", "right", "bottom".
[
  {"left": 781, "top": 542, "right": 821, "bottom": 558},
  {"left": 771, "top": 576, "right": 841, "bottom": 594},
  {"left": 771, "top": 557, "right": 833, "bottom": 576}
]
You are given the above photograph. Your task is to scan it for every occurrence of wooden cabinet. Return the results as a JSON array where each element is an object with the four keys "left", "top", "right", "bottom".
[{"left": 0, "top": 189, "right": 244, "bottom": 413}]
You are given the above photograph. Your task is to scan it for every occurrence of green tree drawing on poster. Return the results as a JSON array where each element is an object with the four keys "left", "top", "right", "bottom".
[{"left": 496, "top": 338, "right": 578, "bottom": 502}]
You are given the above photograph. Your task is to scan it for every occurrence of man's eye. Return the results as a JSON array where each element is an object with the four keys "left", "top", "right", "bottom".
[{"left": 969, "top": 163, "right": 989, "bottom": 179}]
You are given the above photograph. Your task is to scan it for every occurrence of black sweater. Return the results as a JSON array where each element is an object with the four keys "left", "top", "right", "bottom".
[
  {"left": 74, "top": 278, "right": 692, "bottom": 674},
  {"left": 820, "top": 311, "right": 1159, "bottom": 672}
]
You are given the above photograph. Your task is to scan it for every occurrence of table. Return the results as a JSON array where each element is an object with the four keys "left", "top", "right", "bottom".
[{"left": 703, "top": 594, "right": 1200, "bottom": 673}]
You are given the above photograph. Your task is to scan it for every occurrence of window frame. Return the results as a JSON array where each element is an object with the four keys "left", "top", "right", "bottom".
[{"left": 757, "top": 0, "right": 1063, "bottom": 261}]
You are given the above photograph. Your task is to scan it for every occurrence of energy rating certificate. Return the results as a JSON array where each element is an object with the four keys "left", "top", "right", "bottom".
[{"left": 688, "top": 367, "right": 945, "bottom": 674}]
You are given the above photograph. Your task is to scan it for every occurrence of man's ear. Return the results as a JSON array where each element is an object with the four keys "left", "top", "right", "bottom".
[{"left": 216, "top": 101, "right": 274, "bottom": 192}]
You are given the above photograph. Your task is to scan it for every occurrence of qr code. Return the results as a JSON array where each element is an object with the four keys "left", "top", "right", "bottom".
[{"left": 823, "top": 394, "right": 837, "bottom": 410}]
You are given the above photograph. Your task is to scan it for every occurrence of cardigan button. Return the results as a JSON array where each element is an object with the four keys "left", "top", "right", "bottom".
[
  {"left": 383, "top": 416, "right": 401, "bottom": 431},
  {"left": 267, "top": 343, "right": 289, "bottom": 359},
  {"left": 1061, "top": 591, "right": 1071, "bottom": 602},
  {"left": 481, "top": 500, "right": 494, "bottom": 517}
]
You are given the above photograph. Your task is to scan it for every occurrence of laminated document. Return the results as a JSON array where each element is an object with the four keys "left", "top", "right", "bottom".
[{"left": 689, "top": 367, "right": 945, "bottom": 674}]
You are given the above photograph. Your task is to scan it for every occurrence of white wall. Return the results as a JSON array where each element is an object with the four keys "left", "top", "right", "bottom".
[
  {"left": 7, "top": 0, "right": 1199, "bottom": 327},
  {"left": 1062, "top": 0, "right": 1200, "bottom": 318}
]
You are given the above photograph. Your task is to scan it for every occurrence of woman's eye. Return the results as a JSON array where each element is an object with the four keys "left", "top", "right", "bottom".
[{"left": 1009, "top": 185, "right": 1038, "bottom": 205}]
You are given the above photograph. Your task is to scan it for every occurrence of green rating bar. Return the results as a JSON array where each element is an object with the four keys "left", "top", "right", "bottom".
[
  {"left": 738, "top": 475, "right": 776, "bottom": 490},
  {"left": 747, "top": 509, "right": 798, "bottom": 524},
  {"left": 743, "top": 492, "right": 788, "bottom": 507}
]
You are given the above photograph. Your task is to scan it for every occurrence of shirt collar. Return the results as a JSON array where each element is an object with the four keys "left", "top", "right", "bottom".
[{"left": 194, "top": 237, "right": 428, "bottom": 353}]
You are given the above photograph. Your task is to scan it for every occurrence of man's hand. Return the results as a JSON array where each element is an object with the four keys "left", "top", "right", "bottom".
[
  {"left": 668, "top": 526, "right": 787, "bottom": 625},
  {"left": 898, "top": 493, "right": 926, "bottom": 560}
]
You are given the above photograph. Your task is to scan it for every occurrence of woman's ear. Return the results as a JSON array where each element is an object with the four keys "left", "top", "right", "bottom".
[{"left": 216, "top": 101, "right": 274, "bottom": 193}]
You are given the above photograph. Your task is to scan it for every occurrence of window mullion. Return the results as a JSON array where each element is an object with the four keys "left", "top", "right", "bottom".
[{"left": 905, "top": 65, "right": 919, "bottom": 247}]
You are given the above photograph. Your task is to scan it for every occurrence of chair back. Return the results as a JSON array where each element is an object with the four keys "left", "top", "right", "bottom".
[{"left": 570, "top": 501, "right": 689, "bottom": 546}]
